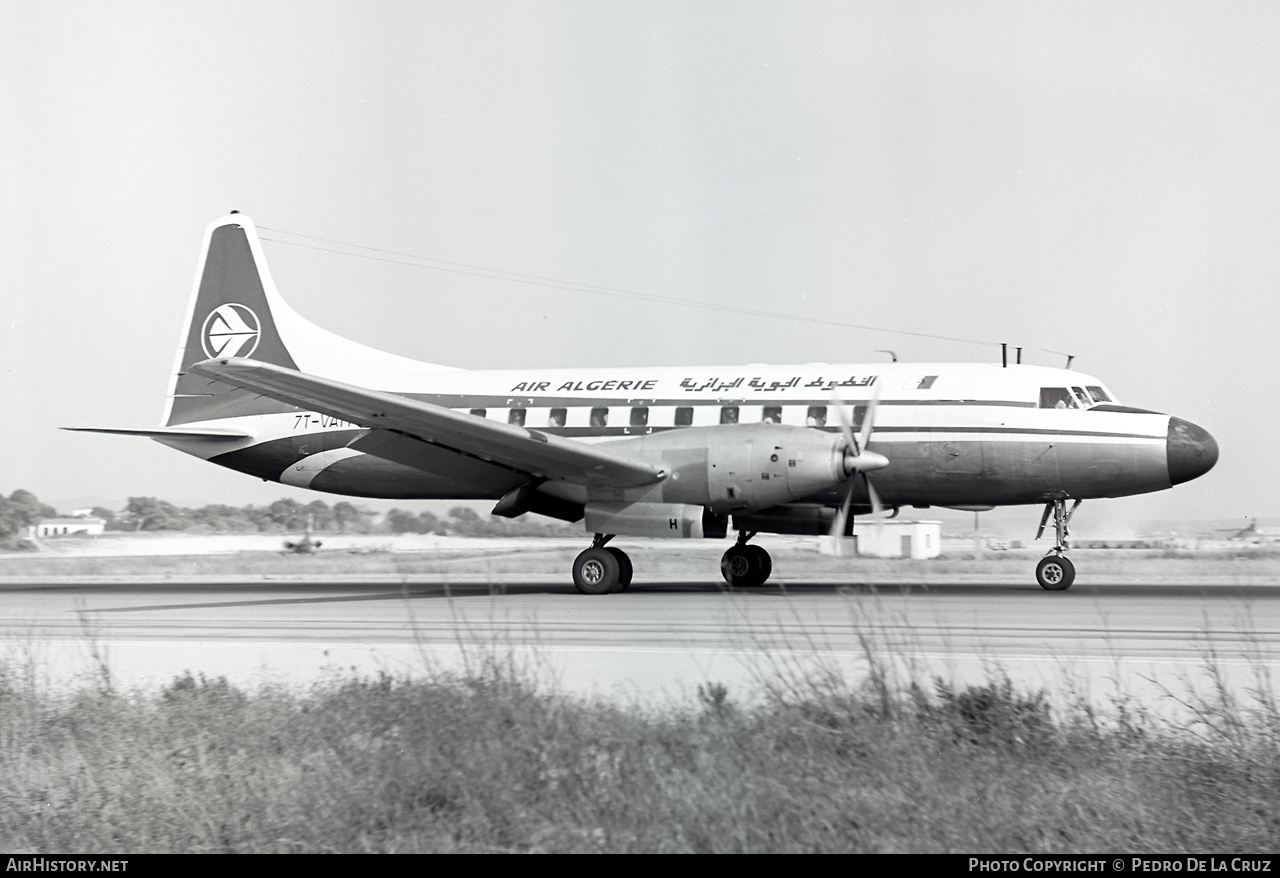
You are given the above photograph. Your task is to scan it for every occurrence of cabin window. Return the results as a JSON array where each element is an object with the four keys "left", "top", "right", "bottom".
[
  {"left": 508, "top": 408, "right": 526, "bottom": 426},
  {"left": 1071, "top": 386, "right": 1091, "bottom": 407},
  {"left": 630, "top": 407, "right": 649, "bottom": 427},
  {"left": 720, "top": 406, "right": 739, "bottom": 424},
  {"left": 469, "top": 408, "right": 487, "bottom": 418},
  {"left": 806, "top": 405, "right": 827, "bottom": 427},
  {"left": 548, "top": 408, "right": 566, "bottom": 428},
  {"left": 590, "top": 407, "right": 609, "bottom": 427},
  {"left": 1086, "top": 385, "right": 1112, "bottom": 403},
  {"left": 762, "top": 406, "right": 782, "bottom": 424},
  {"left": 674, "top": 406, "right": 694, "bottom": 427},
  {"left": 1039, "top": 388, "right": 1078, "bottom": 409}
]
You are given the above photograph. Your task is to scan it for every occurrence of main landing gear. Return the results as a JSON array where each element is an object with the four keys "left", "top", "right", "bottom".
[
  {"left": 720, "top": 532, "right": 772, "bottom": 588},
  {"left": 572, "top": 535, "right": 633, "bottom": 595},
  {"left": 1035, "top": 499, "right": 1081, "bottom": 591},
  {"left": 572, "top": 532, "right": 776, "bottom": 594}
]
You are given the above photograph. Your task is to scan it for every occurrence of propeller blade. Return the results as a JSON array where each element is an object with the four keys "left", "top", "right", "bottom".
[
  {"left": 831, "top": 389, "right": 858, "bottom": 453},
  {"left": 830, "top": 482, "right": 855, "bottom": 538},
  {"left": 857, "top": 379, "right": 882, "bottom": 456},
  {"left": 864, "top": 474, "right": 884, "bottom": 516}
]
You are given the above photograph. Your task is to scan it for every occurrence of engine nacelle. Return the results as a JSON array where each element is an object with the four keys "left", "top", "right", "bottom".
[
  {"left": 603, "top": 423, "right": 854, "bottom": 514},
  {"left": 733, "top": 505, "right": 835, "bottom": 536},
  {"left": 584, "top": 502, "right": 725, "bottom": 539}
]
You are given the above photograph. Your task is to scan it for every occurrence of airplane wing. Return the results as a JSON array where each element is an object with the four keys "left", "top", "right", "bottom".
[{"left": 189, "top": 357, "right": 666, "bottom": 490}]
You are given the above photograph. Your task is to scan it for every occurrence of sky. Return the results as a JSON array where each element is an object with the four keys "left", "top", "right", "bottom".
[{"left": 3, "top": 1, "right": 1277, "bottom": 535}]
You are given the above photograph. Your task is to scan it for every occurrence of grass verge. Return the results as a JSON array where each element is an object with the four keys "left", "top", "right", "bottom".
[{"left": 0, "top": 638, "right": 1276, "bottom": 853}]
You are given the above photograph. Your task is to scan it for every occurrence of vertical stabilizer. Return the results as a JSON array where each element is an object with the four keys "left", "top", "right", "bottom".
[
  {"left": 164, "top": 213, "right": 452, "bottom": 427},
  {"left": 164, "top": 215, "right": 302, "bottom": 425}
]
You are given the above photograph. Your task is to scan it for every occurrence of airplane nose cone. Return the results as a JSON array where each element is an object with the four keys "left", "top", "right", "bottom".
[{"left": 1167, "top": 417, "right": 1218, "bottom": 485}]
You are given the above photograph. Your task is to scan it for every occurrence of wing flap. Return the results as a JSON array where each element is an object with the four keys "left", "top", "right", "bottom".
[{"left": 189, "top": 358, "right": 666, "bottom": 489}]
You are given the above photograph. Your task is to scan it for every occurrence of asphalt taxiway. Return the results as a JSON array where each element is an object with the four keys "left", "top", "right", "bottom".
[{"left": 1, "top": 575, "right": 1277, "bottom": 713}]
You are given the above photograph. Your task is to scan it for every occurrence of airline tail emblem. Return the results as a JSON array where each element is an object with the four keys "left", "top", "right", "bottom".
[{"left": 201, "top": 303, "right": 262, "bottom": 359}]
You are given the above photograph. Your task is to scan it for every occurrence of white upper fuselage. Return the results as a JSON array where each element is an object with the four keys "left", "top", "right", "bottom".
[{"left": 139, "top": 213, "right": 1213, "bottom": 512}]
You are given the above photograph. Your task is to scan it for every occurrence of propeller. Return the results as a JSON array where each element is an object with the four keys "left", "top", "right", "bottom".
[{"left": 829, "top": 381, "right": 889, "bottom": 538}]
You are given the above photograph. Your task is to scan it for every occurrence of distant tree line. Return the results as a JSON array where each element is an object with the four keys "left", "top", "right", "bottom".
[
  {"left": 1, "top": 489, "right": 577, "bottom": 547},
  {"left": 0, "top": 489, "right": 59, "bottom": 547},
  {"left": 383, "top": 505, "right": 576, "bottom": 537}
]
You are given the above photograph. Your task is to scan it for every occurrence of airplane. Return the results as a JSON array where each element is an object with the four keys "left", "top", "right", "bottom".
[
  {"left": 283, "top": 513, "right": 322, "bottom": 554},
  {"left": 67, "top": 213, "right": 1219, "bottom": 593}
]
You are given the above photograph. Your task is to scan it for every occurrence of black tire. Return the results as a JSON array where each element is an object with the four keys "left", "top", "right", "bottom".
[
  {"left": 721, "top": 545, "right": 766, "bottom": 588},
  {"left": 745, "top": 544, "right": 772, "bottom": 585},
  {"left": 742, "top": 547, "right": 768, "bottom": 588},
  {"left": 606, "top": 547, "right": 633, "bottom": 592},
  {"left": 573, "top": 547, "right": 621, "bottom": 595},
  {"left": 1036, "top": 555, "right": 1076, "bottom": 591}
]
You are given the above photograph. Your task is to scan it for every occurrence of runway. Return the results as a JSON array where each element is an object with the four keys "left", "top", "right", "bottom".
[{"left": 2, "top": 572, "right": 1278, "bottom": 715}]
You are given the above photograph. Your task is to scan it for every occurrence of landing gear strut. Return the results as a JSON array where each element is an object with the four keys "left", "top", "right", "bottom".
[
  {"left": 721, "top": 532, "right": 772, "bottom": 588},
  {"left": 572, "top": 534, "right": 632, "bottom": 595},
  {"left": 1035, "top": 499, "right": 1081, "bottom": 591}
]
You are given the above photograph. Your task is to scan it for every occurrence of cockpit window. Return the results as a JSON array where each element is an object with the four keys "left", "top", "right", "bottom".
[
  {"left": 1039, "top": 387, "right": 1079, "bottom": 409},
  {"left": 1086, "top": 385, "right": 1112, "bottom": 403}
]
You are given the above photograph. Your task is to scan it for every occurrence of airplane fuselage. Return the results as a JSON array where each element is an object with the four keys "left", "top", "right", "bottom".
[{"left": 159, "top": 360, "right": 1207, "bottom": 513}]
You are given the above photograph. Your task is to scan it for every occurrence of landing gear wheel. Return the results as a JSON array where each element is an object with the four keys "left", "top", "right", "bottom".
[
  {"left": 746, "top": 545, "right": 772, "bottom": 584},
  {"left": 1036, "top": 555, "right": 1075, "bottom": 591},
  {"left": 573, "top": 547, "right": 621, "bottom": 595},
  {"left": 721, "top": 544, "right": 770, "bottom": 588},
  {"left": 606, "top": 547, "right": 633, "bottom": 592}
]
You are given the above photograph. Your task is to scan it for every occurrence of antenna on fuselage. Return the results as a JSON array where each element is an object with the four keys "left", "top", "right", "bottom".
[
  {"left": 1034, "top": 348, "right": 1075, "bottom": 368},
  {"left": 875, "top": 350, "right": 898, "bottom": 362}
]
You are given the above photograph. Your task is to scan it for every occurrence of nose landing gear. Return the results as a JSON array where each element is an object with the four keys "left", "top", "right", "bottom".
[{"left": 1035, "top": 499, "right": 1081, "bottom": 591}]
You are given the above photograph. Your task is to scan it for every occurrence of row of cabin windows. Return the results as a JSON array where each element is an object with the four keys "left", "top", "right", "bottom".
[
  {"left": 1038, "top": 385, "right": 1113, "bottom": 410},
  {"left": 469, "top": 405, "right": 850, "bottom": 429}
]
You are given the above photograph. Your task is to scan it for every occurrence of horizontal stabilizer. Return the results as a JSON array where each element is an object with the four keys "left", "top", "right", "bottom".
[
  {"left": 62, "top": 426, "right": 255, "bottom": 441},
  {"left": 189, "top": 357, "right": 667, "bottom": 489}
]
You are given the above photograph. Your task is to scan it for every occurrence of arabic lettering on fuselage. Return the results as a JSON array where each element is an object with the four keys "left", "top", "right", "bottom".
[{"left": 680, "top": 375, "right": 878, "bottom": 393}]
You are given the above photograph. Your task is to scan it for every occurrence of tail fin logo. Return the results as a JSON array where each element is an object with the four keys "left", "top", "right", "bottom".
[{"left": 201, "top": 303, "right": 261, "bottom": 359}]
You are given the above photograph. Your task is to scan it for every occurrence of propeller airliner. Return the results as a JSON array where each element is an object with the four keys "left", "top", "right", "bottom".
[{"left": 68, "top": 214, "right": 1218, "bottom": 593}]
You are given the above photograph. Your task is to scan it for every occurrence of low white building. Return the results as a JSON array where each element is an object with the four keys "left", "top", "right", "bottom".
[
  {"left": 819, "top": 519, "right": 942, "bottom": 559},
  {"left": 31, "top": 518, "right": 106, "bottom": 538}
]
